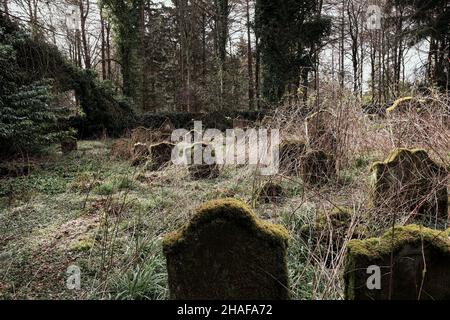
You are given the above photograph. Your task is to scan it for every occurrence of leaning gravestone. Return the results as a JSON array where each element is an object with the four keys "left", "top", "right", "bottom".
[
  {"left": 163, "top": 198, "right": 290, "bottom": 300},
  {"left": 344, "top": 224, "right": 450, "bottom": 300},
  {"left": 370, "top": 148, "right": 448, "bottom": 222},
  {"left": 186, "top": 142, "right": 220, "bottom": 180}
]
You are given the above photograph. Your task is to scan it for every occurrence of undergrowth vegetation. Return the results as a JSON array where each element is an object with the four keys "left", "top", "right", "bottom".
[{"left": 0, "top": 90, "right": 449, "bottom": 300}]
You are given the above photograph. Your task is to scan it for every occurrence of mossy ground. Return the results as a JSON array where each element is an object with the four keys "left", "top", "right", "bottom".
[{"left": 0, "top": 140, "right": 448, "bottom": 300}]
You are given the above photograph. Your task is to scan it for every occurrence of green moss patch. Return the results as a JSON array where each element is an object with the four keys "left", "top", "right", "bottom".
[
  {"left": 345, "top": 224, "right": 450, "bottom": 300},
  {"left": 162, "top": 198, "right": 290, "bottom": 300},
  {"left": 370, "top": 148, "right": 448, "bottom": 222}
]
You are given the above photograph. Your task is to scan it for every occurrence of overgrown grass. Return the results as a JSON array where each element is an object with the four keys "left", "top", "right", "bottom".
[{"left": 1, "top": 91, "right": 449, "bottom": 300}]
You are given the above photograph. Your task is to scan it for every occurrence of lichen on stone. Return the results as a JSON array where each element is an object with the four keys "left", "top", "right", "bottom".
[
  {"left": 345, "top": 224, "right": 450, "bottom": 300},
  {"left": 369, "top": 148, "right": 448, "bottom": 221},
  {"left": 162, "top": 198, "right": 290, "bottom": 300},
  {"left": 163, "top": 198, "right": 289, "bottom": 254},
  {"left": 347, "top": 224, "right": 450, "bottom": 259}
]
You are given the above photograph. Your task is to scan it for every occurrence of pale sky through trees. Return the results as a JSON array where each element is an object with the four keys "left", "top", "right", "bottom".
[{"left": 6, "top": 0, "right": 430, "bottom": 94}]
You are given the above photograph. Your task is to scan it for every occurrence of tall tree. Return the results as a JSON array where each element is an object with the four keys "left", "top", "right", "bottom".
[
  {"left": 101, "top": 0, "right": 142, "bottom": 99},
  {"left": 255, "top": 0, "right": 331, "bottom": 104},
  {"left": 245, "top": 0, "right": 254, "bottom": 109}
]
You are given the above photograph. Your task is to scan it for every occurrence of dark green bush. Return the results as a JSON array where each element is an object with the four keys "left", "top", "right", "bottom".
[{"left": 0, "top": 25, "right": 71, "bottom": 154}]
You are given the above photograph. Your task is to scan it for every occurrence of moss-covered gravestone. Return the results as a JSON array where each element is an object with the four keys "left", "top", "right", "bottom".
[
  {"left": 344, "top": 224, "right": 450, "bottom": 300},
  {"left": 163, "top": 199, "right": 290, "bottom": 300},
  {"left": 370, "top": 148, "right": 448, "bottom": 222},
  {"left": 186, "top": 143, "right": 220, "bottom": 180},
  {"left": 300, "top": 207, "right": 356, "bottom": 244},
  {"left": 300, "top": 207, "right": 365, "bottom": 267}
]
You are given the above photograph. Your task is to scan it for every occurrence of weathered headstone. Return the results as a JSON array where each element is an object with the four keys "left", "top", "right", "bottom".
[
  {"left": 149, "top": 142, "right": 175, "bottom": 171},
  {"left": 344, "top": 224, "right": 450, "bottom": 300},
  {"left": 300, "top": 150, "right": 336, "bottom": 186},
  {"left": 186, "top": 143, "right": 220, "bottom": 180},
  {"left": 61, "top": 136, "right": 77, "bottom": 154},
  {"left": 305, "top": 110, "right": 337, "bottom": 154},
  {"left": 279, "top": 140, "right": 306, "bottom": 175},
  {"left": 163, "top": 198, "right": 290, "bottom": 300},
  {"left": 370, "top": 148, "right": 448, "bottom": 222}
]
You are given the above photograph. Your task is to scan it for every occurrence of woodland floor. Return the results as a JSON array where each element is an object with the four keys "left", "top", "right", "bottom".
[{"left": 0, "top": 138, "right": 448, "bottom": 300}]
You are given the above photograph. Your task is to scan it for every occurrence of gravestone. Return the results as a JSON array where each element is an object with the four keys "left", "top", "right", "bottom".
[
  {"left": 279, "top": 140, "right": 306, "bottom": 175},
  {"left": 163, "top": 198, "right": 290, "bottom": 300},
  {"left": 61, "top": 137, "right": 77, "bottom": 154},
  {"left": 149, "top": 142, "right": 175, "bottom": 171},
  {"left": 344, "top": 224, "right": 450, "bottom": 300},
  {"left": 186, "top": 143, "right": 220, "bottom": 180},
  {"left": 370, "top": 148, "right": 448, "bottom": 222},
  {"left": 305, "top": 110, "right": 337, "bottom": 154},
  {"left": 300, "top": 150, "right": 336, "bottom": 186}
]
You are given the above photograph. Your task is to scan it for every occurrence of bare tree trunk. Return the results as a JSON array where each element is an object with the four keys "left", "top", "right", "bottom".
[
  {"left": 245, "top": 0, "right": 254, "bottom": 110},
  {"left": 79, "top": 0, "right": 91, "bottom": 69},
  {"left": 347, "top": 0, "right": 360, "bottom": 94},
  {"left": 202, "top": 12, "right": 206, "bottom": 79},
  {"left": 106, "top": 22, "right": 112, "bottom": 80},
  {"left": 139, "top": 2, "right": 146, "bottom": 111},
  {"left": 76, "top": 30, "right": 82, "bottom": 68},
  {"left": 339, "top": 0, "right": 345, "bottom": 89},
  {"left": 2, "top": 0, "right": 8, "bottom": 14},
  {"left": 27, "top": 0, "right": 39, "bottom": 39},
  {"left": 255, "top": 35, "right": 261, "bottom": 110},
  {"left": 100, "top": 6, "right": 107, "bottom": 80},
  {"left": 370, "top": 33, "right": 376, "bottom": 102}
]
